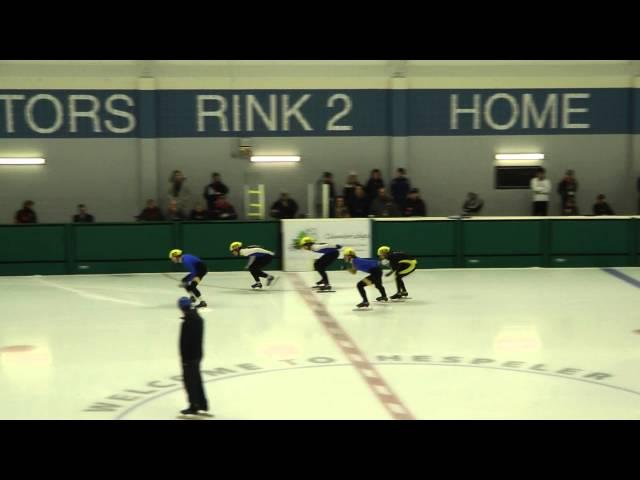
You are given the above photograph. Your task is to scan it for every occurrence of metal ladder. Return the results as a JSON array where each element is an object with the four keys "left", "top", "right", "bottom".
[{"left": 244, "top": 184, "right": 266, "bottom": 220}]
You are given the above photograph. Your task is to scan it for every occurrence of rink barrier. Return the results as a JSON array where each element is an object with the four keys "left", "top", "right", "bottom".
[{"left": 0, "top": 217, "right": 638, "bottom": 275}]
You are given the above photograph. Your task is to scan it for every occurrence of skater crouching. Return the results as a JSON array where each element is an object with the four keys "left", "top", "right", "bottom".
[
  {"left": 169, "top": 249, "right": 208, "bottom": 308},
  {"left": 342, "top": 247, "right": 388, "bottom": 308},
  {"left": 299, "top": 236, "right": 341, "bottom": 291},
  {"left": 229, "top": 241, "right": 278, "bottom": 289},
  {"left": 377, "top": 246, "right": 417, "bottom": 299}
]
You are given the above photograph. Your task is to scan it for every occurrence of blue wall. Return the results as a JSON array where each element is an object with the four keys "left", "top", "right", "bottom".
[{"left": 1, "top": 88, "right": 637, "bottom": 138}]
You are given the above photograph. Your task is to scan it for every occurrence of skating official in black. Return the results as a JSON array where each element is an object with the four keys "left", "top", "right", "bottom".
[{"left": 177, "top": 297, "right": 209, "bottom": 416}]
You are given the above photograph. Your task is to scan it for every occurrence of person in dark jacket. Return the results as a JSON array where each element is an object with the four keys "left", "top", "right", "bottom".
[
  {"left": 15, "top": 200, "right": 37, "bottom": 224},
  {"left": 369, "top": 187, "right": 400, "bottom": 217},
  {"left": 365, "top": 169, "right": 385, "bottom": 200},
  {"left": 557, "top": 170, "right": 578, "bottom": 212},
  {"left": 403, "top": 188, "right": 427, "bottom": 216},
  {"left": 136, "top": 199, "right": 165, "bottom": 221},
  {"left": 177, "top": 297, "right": 209, "bottom": 417},
  {"left": 377, "top": 245, "right": 418, "bottom": 299},
  {"left": 73, "top": 204, "right": 95, "bottom": 223},
  {"left": 211, "top": 195, "right": 238, "bottom": 220},
  {"left": 342, "top": 172, "right": 363, "bottom": 212},
  {"left": 349, "top": 185, "right": 370, "bottom": 217},
  {"left": 270, "top": 192, "right": 299, "bottom": 219},
  {"left": 203, "top": 172, "right": 229, "bottom": 212},
  {"left": 593, "top": 194, "right": 615, "bottom": 215},
  {"left": 390, "top": 168, "right": 411, "bottom": 207},
  {"left": 462, "top": 192, "right": 483, "bottom": 216}
]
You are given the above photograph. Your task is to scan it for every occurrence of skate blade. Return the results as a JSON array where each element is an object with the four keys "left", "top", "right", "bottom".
[
  {"left": 176, "top": 414, "right": 214, "bottom": 420},
  {"left": 352, "top": 307, "right": 372, "bottom": 311},
  {"left": 268, "top": 277, "right": 280, "bottom": 287},
  {"left": 316, "top": 290, "right": 336, "bottom": 293}
]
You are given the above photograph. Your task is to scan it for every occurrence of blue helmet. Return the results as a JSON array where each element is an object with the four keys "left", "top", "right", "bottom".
[{"left": 178, "top": 297, "right": 192, "bottom": 310}]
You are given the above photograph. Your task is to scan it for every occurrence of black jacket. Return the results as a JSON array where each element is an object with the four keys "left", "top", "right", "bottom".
[
  {"left": 386, "top": 252, "right": 415, "bottom": 271},
  {"left": 349, "top": 195, "right": 370, "bottom": 217},
  {"left": 203, "top": 181, "right": 230, "bottom": 210},
  {"left": 390, "top": 176, "right": 411, "bottom": 206},
  {"left": 593, "top": 202, "right": 614, "bottom": 215},
  {"left": 180, "top": 309, "right": 204, "bottom": 361},
  {"left": 15, "top": 208, "right": 37, "bottom": 224},
  {"left": 271, "top": 199, "right": 299, "bottom": 219},
  {"left": 403, "top": 198, "right": 427, "bottom": 216},
  {"left": 365, "top": 178, "right": 385, "bottom": 199},
  {"left": 73, "top": 214, "right": 95, "bottom": 223}
]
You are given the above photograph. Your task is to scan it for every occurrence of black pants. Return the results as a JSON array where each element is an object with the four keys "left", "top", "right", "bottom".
[
  {"left": 357, "top": 267, "right": 386, "bottom": 301},
  {"left": 394, "top": 259, "right": 417, "bottom": 293},
  {"left": 532, "top": 201, "right": 548, "bottom": 216},
  {"left": 314, "top": 251, "right": 339, "bottom": 284},
  {"left": 183, "top": 262, "right": 208, "bottom": 298},
  {"left": 182, "top": 358, "right": 208, "bottom": 410},
  {"left": 249, "top": 255, "right": 273, "bottom": 282}
]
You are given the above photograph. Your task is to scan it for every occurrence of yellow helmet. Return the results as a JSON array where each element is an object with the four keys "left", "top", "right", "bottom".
[
  {"left": 342, "top": 247, "right": 356, "bottom": 257},
  {"left": 299, "top": 236, "right": 314, "bottom": 247},
  {"left": 169, "top": 249, "right": 183, "bottom": 259},
  {"left": 229, "top": 241, "right": 242, "bottom": 251},
  {"left": 377, "top": 246, "right": 391, "bottom": 256}
]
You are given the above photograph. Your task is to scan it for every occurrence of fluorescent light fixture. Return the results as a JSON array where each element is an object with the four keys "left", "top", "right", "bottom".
[
  {"left": 250, "top": 155, "right": 301, "bottom": 163},
  {"left": 495, "top": 153, "right": 544, "bottom": 161},
  {"left": 0, "top": 157, "right": 46, "bottom": 165}
]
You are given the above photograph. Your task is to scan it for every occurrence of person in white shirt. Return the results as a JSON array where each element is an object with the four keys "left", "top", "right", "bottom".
[
  {"left": 229, "top": 241, "right": 277, "bottom": 289},
  {"left": 530, "top": 167, "right": 551, "bottom": 216}
]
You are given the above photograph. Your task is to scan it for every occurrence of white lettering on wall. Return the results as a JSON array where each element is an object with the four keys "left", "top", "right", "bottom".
[
  {"left": 104, "top": 94, "right": 136, "bottom": 134},
  {"left": 281, "top": 94, "right": 312, "bottom": 131},
  {"left": 562, "top": 93, "right": 591, "bottom": 129},
  {"left": 25, "top": 94, "right": 64, "bottom": 134},
  {"left": 0, "top": 95, "right": 26, "bottom": 133},
  {"left": 450, "top": 94, "right": 481, "bottom": 130},
  {"left": 484, "top": 93, "right": 519, "bottom": 130},
  {"left": 246, "top": 94, "right": 277, "bottom": 131},
  {"left": 69, "top": 94, "right": 102, "bottom": 133},
  {"left": 197, "top": 95, "right": 228, "bottom": 132},
  {"left": 522, "top": 94, "right": 558, "bottom": 129}
]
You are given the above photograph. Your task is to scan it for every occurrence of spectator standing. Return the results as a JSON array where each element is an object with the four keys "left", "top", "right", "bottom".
[
  {"left": 316, "top": 171, "right": 336, "bottom": 217},
  {"left": 557, "top": 169, "right": 578, "bottom": 212},
  {"left": 349, "top": 185, "right": 370, "bottom": 218},
  {"left": 203, "top": 172, "right": 229, "bottom": 213},
  {"left": 562, "top": 197, "right": 579, "bottom": 215},
  {"left": 342, "top": 172, "right": 363, "bottom": 213},
  {"left": 365, "top": 169, "right": 385, "bottom": 200},
  {"left": 168, "top": 170, "right": 192, "bottom": 212},
  {"left": 530, "top": 167, "right": 551, "bottom": 216},
  {"left": 390, "top": 168, "right": 411, "bottom": 208}
]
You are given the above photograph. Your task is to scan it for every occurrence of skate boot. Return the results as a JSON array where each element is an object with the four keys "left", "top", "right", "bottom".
[
  {"left": 266, "top": 275, "right": 277, "bottom": 286},
  {"left": 376, "top": 296, "right": 389, "bottom": 302},
  {"left": 356, "top": 301, "right": 370, "bottom": 308},
  {"left": 190, "top": 295, "right": 197, "bottom": 304},
  {"left": 401, "top": 290, "right": 409, "bottom": 297},
  {"left": 390, "top": 292, "right": 403, "bottom": 300},
  {"left": 251, "top": 282, "right": 263, "bottom": 289},
  {"left": 195, "top": 301, "right": 208, "bottom": 308},
  {"left": 319, "top": 284, "right": 332, "bottom": 291}
]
